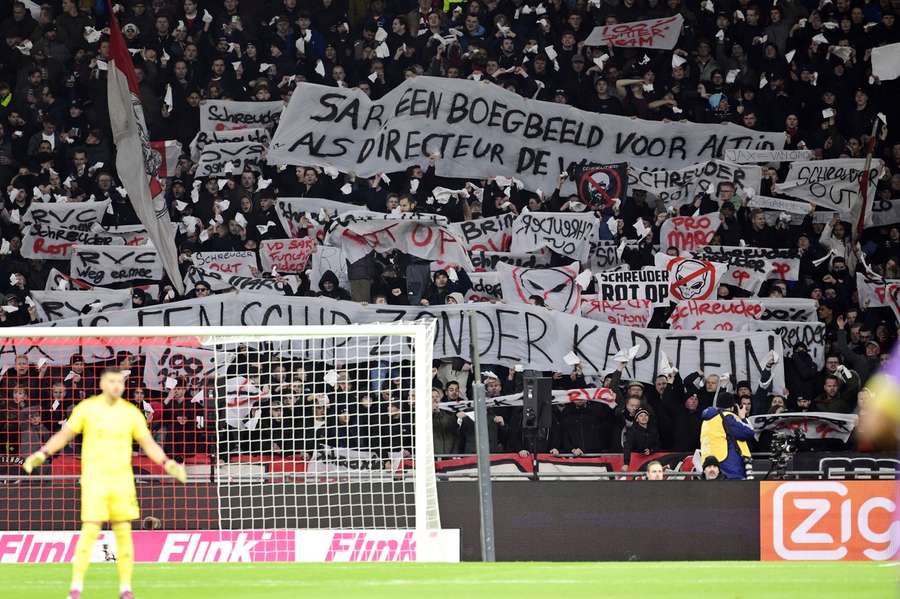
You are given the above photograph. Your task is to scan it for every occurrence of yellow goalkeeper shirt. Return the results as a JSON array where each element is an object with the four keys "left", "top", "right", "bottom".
[{"left": 66, "top": 394, "right": 151, "bottom": 483}]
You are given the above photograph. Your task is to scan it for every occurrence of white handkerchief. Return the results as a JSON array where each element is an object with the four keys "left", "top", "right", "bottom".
[
  {"left": 340, "top": 183, "right": 353, "bottom": 195},
  {"left": 671, "top": 54, "right": 687, "bottom": 68},
  {"left": 563, "top": 351, "right": 581, "bottom": 366},
  {"left": 165, "top": 376, "right": 178, "bottom": 389}
]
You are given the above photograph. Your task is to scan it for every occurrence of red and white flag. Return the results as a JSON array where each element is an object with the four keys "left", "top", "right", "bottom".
[
  {"left": 107, "top": 4, "right": 184, "bottom": 294},
  {"left": 149, "top": 140, "right": 182, "bottom": 178}
]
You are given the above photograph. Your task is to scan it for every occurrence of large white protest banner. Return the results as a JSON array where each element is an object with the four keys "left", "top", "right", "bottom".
[
  {"left": 22, "top": 200, "right": 111, "bottom": 232},
  {"left": 497, "top": 262, "right": 581, "bottom": 313},
  {"left": 669, "top": 298, "right": 820, "bottom": 331},
  {"left": 268, "top": 78, "right": 785, "bottom": 192},
  {"left": 29, "top": 289, "right": 132, "bottom": 322},
  {"left": 20, "top": 224, "right": 129, "bottom": 260},
  {"left": 466, "top": 272, "right": 503, "bottom": 302},
  {"left": 70, "top": 245, "right": 162, "bottom": 286},
  {"left": 723, "top": 149, "right": 816, "bottom": 163},
  {"left": 582, "top": 15, "right": 684, "bottom": 49},
  {"left": 142, "top": 345, "right": 233, "bottom": 391},
  {"left": 196, "top": 140, "right": 266, "bottom": 177},
  {"left": 580, "top": 297, "right": 654, "bottom": 327},
  {"left": 450, "top": 213, "right": 515, "bottom": 252},
  {"left": 441, "top": 387, "right": 618, "bottom": 411},
  {"left": 629, "top": 160, "right": 761, "bottom": 206},
  {"left": 184, "top": 266, "right": 295, "bottom": 296},
  {"left": 689, "top": 245, "right": 800, "bottom": 282},
  {"left": 274, "top": 197, "right": 371, "bottom": 238},
  {"left": 867, "top": 198, "right": 900, "bottom": 228},
  {"left": 199, "top": 100, "right": 283, "bottom": 132},
  {"left": 471, "top": 250, "right": 551, "bottom": 271},
  {"left": 594, "top": 269, "right": 670, "bottom": 305},
  {"left": 856, "top": 274, "right": 900, "bottom": 320},
  {"left": 659, "top": 213, "right": 721, "bottom": 252},
  {"left": 189, "top": 127, "right": 270, "bottom": 161},
  {"left": 259, "top": 238, "right": 317, "bottom": 273},
  {"left": 510, "top": 210, "right": 598, "bottom": 261},
  {"left": 655, "top": 254, "right": 727, "bottom": 302},
  {"left": 324, "top": 212, "right": 473, "bottom": 269},
  {"left": 192, "top": 251, "right": 259, "bottom": 278},
  {"left": 773, "top": 159, "right": 883, "bottom": 216},
  {"left": 748, "top": 195, "right": 813, "bottom": 215},
  {"left": 871, "top": 42, "right": 900, "bottom": 81},
  {"left": 32, "top": 293, "right": 785, "bottom": 389},
  {"left": 748, "top": 320, "right": 826, "bottom": 368}
]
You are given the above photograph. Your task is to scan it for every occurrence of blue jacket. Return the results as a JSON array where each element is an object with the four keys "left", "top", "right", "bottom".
[{"left": 700, "top": 407, "right": 755, "bottom": 479}]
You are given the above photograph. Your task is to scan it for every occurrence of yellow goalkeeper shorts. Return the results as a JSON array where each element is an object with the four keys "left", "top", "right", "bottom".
[{"left": 80, "top": 481, "right": 140, "bottom": 523}]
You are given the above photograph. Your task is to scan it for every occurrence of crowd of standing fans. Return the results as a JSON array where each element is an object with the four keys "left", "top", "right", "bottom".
[{"left": 0, "top": 0, "right": 898, "bottom": 468}]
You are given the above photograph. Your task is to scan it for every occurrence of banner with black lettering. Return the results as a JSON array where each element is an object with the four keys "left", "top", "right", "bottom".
[
  {"left": 184, "top": 266, "right": 295, "bottom": 295},
  {"left": 70, "top": 245, "right": 162, "bottom": 286},
  {"left": 748, "top": 320, "right": 826, "bottom": 368},
  {"left": 510, "top": 210, "right": 598, "bottom": 261},
  {"left": 723, "top": 149, "right": 816, "bottom": 163},
  {"left": 21, "top": 224, "right": 128, "bottom": 260},
  {"left": 655, "top": 254, "right": 727, "bottom": 301},
  {"left": 35, "top": 293, "right": 785, "bottom": 390},
  {"left": 259, "top": 238, "right": 317, "bottom": 273},
  {"left": 747, "top": 412, "right": 857, "bottom": 442},
  {"left": 189, "top": 127, "right": 270, "bottom": 161},
  {"left": 324, "top": 212, "right": 473, "bottom": 269},
  {"left": 497, "top": 262, "right": 581, "bottom": 313},
  {"left": 195, "top": 140, "right": 266, "bottom": 177},
  {"left": 200, "top": 100, "right": 283, "bottom": 132},
  {"left": 466, "top": 272, "right": 503, "bottom": 302},
  {"left": 449, "top": 213, "right": 515, "bottom": 252},
  {"left": 471, "top": 250, "right": 551, "bottom": 272},
  {"left": 580, "top": 297, "right": 654, "bottom": 327},
  {"left": 142, "top": 345, "right": 233, "bottom": 392},
  {"left": 629, "top": 160, "right": 761, "bottom": 207},
  {"left": 659, "top": 213, "right": 721, "bottom": 252},
  {"left": 268, "top": 78, "right": 785, "bottom": 193},
  {"left": 588, "top": 240, "right": 629, "bottom": 271},
  {"left": 45, "top": 267, "right": 95, "bottom": 291},
  {"left": 582, "top": 15, "right": 684, "bottom": 49},
  {"left": 594, "top": 269, "right": 670, "bottom": 305},
  {"left": 747, "top": 194, "right": 813, "bottom": 215},
  {"left": 29, "top": 289, "right": 132, "bottom": 322},
  {"left": 275, "top": 197, "right": 372, "bottom": 238},
  {"left": 867, "top": 198, "right": 900, "bottom": 228},
  {"left": 573, "top": 163, "right": 628, "bottom": 208},
  {"left": 440, "top": 387, "right": 618, "bottom": 412},
  {"left": 22, "top": 200, "right": 111, "bottom": 232},
  {"left": 688, "top": 245, "right": 800, "bottom": 283},
  {"left": 192, "top": 251, "right": 259, "bottom": 279},
  {"left": 773, "top": 159, "right": 883, "bottom": 216}
]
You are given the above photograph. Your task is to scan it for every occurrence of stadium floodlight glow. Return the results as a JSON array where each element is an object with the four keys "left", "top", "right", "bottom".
[{"left": 0, "top": 324, "right": 458, "bottom": 563}]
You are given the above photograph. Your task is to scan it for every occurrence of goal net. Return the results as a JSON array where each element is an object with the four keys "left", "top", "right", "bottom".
[{"left": 0, "top": 323, "right": 454, "bottom": 562}]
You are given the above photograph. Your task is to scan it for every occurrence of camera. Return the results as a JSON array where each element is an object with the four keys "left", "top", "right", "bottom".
[{"left": 766, "top": 429, "right": 805, "bottom": 479}]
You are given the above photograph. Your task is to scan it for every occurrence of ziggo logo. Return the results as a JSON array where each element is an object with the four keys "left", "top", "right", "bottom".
[{"left": 762, "top": 481, "right": 899, "bottom": 561}]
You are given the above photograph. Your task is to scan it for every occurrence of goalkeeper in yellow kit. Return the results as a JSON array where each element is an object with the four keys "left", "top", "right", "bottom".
[{"left": 23, "top": 368, "right": 187, "bottom": 599}]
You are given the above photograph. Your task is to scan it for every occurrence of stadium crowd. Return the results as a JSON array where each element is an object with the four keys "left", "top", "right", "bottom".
[{"left": 0, "top": 0, "right": 898, "bottom": 472}]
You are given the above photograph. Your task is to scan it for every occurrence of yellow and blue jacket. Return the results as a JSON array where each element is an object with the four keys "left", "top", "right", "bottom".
[{"left": 700, "top": 407, "right": 755, "bottom": 479}]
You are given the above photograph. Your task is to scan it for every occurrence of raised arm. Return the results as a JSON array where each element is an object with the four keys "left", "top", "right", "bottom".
[{"left": 23, "top": 425, "right": 78, "bottom": 472}]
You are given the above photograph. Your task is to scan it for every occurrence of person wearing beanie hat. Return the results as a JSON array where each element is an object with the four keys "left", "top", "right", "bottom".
[
  {"left": 622, "top": 405, "right": 659, "bottom": 471},
  {"left": 701, "top": 456, "right": 724, "bottom": 480}
]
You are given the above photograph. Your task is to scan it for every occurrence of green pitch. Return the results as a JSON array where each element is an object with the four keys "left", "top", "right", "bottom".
[{"left": 6, "top": 561, "right": 897, "bottom": 598}]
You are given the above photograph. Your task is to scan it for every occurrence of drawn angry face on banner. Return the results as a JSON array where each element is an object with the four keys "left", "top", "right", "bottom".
[{"left": 508, "top": 263, "right": 581, "bottom": 313}]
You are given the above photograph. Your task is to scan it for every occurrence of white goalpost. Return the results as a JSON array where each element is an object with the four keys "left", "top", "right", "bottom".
[{"left": 1, "top": 323, "right": 458, "bottom": 563}]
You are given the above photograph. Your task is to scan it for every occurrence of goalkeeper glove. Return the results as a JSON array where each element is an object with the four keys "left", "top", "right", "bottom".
[
  {"left": 164, "top": 459, "right": 187, "bottom": 483},
  {"left": 23, "top": 451, "right": 47, "bottom": 474}
]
